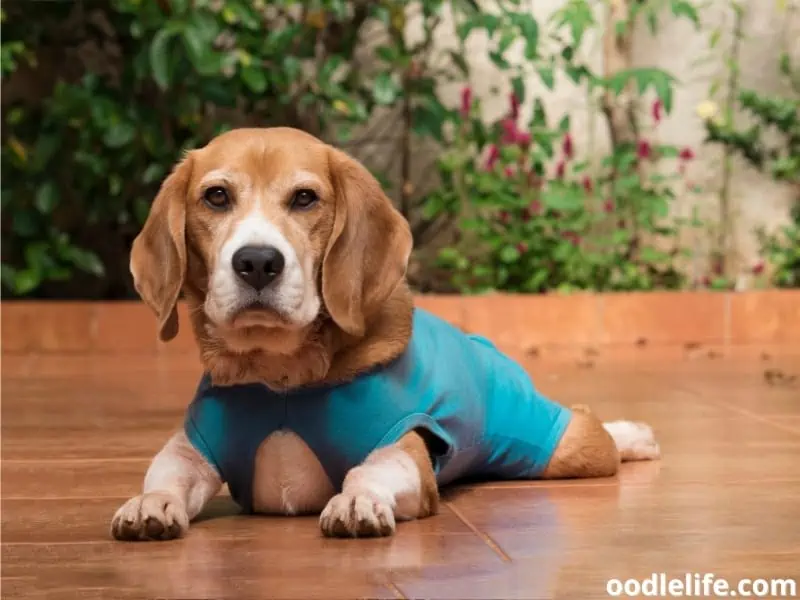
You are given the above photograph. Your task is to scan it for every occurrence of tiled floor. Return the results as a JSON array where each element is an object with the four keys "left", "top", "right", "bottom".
[{"left": 2, "top": 349, "right": 799, "bottom": 599}]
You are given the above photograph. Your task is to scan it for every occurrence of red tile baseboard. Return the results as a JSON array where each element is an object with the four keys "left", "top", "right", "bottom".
[{"left": 1, "top": 291, "right": 798, "bottom": 355}]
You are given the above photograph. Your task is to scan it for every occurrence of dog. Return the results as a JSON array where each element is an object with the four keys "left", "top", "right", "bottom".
[{"left": 111, "top": 127, "right": 660, "bottom": 541}]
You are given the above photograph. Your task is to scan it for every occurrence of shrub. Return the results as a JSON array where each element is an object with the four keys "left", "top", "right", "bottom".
[
  {"left": 1, "top": 0, "right": 454, "bottom": 297},
  {"left": 704, "top": 49, "right": 800, "bottom": 288},
  {"left": 428, "top": 2, "right": 702, "bottom": 293}
]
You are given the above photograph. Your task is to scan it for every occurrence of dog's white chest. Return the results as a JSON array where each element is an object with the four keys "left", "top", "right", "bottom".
[{"left": 251, "top": 429, "right": 336, "bottom": 514}]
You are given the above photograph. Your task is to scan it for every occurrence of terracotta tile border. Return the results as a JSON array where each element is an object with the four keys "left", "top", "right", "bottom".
[{"left": 1, "top": 290, "right": 798, "bottom": 355}]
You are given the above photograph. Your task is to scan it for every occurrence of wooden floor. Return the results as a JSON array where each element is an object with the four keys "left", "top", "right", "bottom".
[{"left": 2, "top": 349, "right": 799, "bottom": 599}]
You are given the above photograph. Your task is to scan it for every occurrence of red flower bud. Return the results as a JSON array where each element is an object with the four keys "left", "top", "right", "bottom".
[
  {"left": 637, "top": 140, "right": 651, "bottom": 159},
  {"left": 504, "top": 166, "right": 514, "bottom": 178},
  {"left": 498, "top": 210, "right": 511, "bottom": 224},
  {"left": 510, "top": 93, "right": 521, "bottom": 120},
  {"left": 679, "top": 147, "right": 695, "bottom": 161},
  {"left": 561, "top": 231, "right": 581, "bottom": 246},
  {"left": 582, "top": 175, "right": 593, "bottom": 194},
  {"left": 562, "top": 134, "right": 574, "bottom": 159},
  {"left": 555, "top": 161, "right": 565, "bottom": 178},
  {"left": 460, "top": 86, "right": 473, "bottom": 118},
  {"left": 485, "top": 144, "right": 499, "bottom": 170},
  {"left": 516, "top": 131, "right": 531, "bottom": 147},
  {"left": 652, "top": 99, "right": 662, "bottom": 124},
  {"left": 501, "top": 119, "right": 518, "bottom": 144},
  {"left": 752, "top": 261, "right": 765, "bottom": 275},
  {"left": 603, "top": 199, "right": 614, "bottom": 213},
  {"left": 529, "top": 199, "right": 543, "bottom": 216},
  {"left": 516, "top": 241, "right": 528, "bottom": 254}
]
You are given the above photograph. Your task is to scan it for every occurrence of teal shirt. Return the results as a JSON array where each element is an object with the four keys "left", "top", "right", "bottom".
[{"left": 185, "top": 308, "right": 572, "bottom": 513}]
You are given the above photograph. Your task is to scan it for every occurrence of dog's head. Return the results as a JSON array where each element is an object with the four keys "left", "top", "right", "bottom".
[{"left": 130, "top": 127, "right": 412, "bottom": 358}]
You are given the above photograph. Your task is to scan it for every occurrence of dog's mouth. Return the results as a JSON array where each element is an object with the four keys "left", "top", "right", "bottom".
[{"left": 230, "top": 301, "right": 291, "bottom": 330}]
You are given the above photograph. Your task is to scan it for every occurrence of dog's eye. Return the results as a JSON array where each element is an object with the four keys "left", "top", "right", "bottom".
[
  {"left": 204, "top": 186, "right": 231, "bottom": 210},
  {"left": 290, "top": 189, "right": 319, "bottom": 210}
]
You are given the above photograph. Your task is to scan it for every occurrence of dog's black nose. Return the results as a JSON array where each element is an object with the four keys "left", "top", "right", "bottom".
[{"left": 232, "top": 245, "right": 285, "bottom": 291}]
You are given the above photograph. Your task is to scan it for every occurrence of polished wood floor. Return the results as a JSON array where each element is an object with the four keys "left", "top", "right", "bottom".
[{"left": 2, "top": 349, "right": 799, "bottom": 599}]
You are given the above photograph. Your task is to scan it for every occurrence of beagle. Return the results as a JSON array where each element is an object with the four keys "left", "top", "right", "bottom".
[{"left": 111, "top": 127, "right": 660, "bottom": 541}]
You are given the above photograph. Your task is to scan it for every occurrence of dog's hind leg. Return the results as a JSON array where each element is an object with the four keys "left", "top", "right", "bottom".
[{"left": 541, "top": 405, "right": 660, "bottom": 479}]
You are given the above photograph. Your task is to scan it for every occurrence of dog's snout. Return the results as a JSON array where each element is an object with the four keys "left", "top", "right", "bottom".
[{"left": 232, "top": 245, "right": 285, "bottom": 291}]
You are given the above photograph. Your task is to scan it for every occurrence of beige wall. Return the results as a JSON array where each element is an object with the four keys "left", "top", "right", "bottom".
[{"left": 424, "top": 0, "right": 798, "bottom": 285}]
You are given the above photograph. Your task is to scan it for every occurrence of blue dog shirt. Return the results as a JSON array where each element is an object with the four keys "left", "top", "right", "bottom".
[{"left": 185, "top": 308, "right": 572, "bottom": 512}]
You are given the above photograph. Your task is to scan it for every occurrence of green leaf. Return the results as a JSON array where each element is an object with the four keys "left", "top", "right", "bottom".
[
  {"left": 542, "top": 184, "right": 583, "bottom": 210},
  {"left": 670, "top": 0, "right": 700, "bottom": 26},
  {"left": 537, "top": 65, "right": 554, "bottom": 89},
  {"left": 373, "top": 72, "right": 400, "bottom": 105},
  {"left": 13, "top": 269, "right": 40, "bottom": 295},
  {"left": 103, "top": 122, "right": 136, "bottom": 148},
  {"left": 500, "top": 245, "right": 520, "bottom": 263},
  {"left": 488, "top": 51, "right": 510, "bottom": 69},
  {"left": 65, "top": 247, "right": 104, "bottom": 277},
  {"left": 511, "top": 76, "right": 525, "bottom": 104},
  {"left": 511, "top": 13, "right": 539, "bottom": 59},
  {"left": 448, "top": 50, "right": 469, "bottom": 76},
  {"left": 498, "top": 30, "right": 516, "bottom": 55},
  {"left": 241, "top": 65, "right": 267, "bottom": 93},
  {"left": 149, "top": 28, "right": 175, "bottom": 90},
  {"left": 181, "top": 26, "right": 204, "bottom": 66},
  {"left": 142, "top": 164, "right": 165, "bottom": 184},
  {"left": 35, "top": 182, "right": 59, "bottom": 214}
]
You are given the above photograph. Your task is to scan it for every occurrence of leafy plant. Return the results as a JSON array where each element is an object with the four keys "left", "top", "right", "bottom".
[
  {"left": 701, "top": 2, "right": 800, "bottom": 289},
  {"left": 0, "top": 0, "right": 468, "bottom": 297},
  {"left": 428, "top": 0, "right": 702, "bottom": 293}
]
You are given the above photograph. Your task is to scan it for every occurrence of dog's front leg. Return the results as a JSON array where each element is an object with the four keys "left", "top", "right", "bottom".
[
  {"left": 111, "top": 431, "right": 222, "bottom": 541},
  {"left": 320, "top": 430, "right": 439, "bottom": 538}
]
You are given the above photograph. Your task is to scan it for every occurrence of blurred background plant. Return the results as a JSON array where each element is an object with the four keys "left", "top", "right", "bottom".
[
  {"left": 430, "top": 0, "right": 704, "bottom": 292},
  {"left": 701, "top": 0, "right": 799, "bottom": 289},
  {"left": 1, "top": 0, "right": 797, "bottom": 298}
]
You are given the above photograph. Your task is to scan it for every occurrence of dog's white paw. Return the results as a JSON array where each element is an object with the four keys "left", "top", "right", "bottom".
[
  {"left": 111, "top": 491, "right": 189, "bottom": 541},
  {"left": 320, "top": 491, "right": 396, "bottom": 538},
  {"left": 604, "top": 420, "right": 661, "bottom": 462}
]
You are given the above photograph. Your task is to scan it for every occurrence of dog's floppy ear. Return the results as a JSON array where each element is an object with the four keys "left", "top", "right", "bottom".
[
  {"left": 322, "top": 148, "right": 413, "bottom": 337},
  {"left": 130, "top": 154, "right": 192, "bottom": 342}
]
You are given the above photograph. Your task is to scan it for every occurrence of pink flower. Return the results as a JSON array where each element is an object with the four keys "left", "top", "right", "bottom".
[
  {"left": 485, "top": 144, "right": 499, "bottom": 170},
  {"left": 555, "top": 161, "right": 565, "bottom": 178},
  {"left": 504, "top": 166, "right": 515, "bottom": 178},
  {"left": 679, "top": 147, "right": 695, "bottom": 161},
  {"left": 516, "top": 241, "right": 528, "bottom": 254},
  {"left": 501, "top": 119, "right": 518, "bottom": 144},
  {"left": 582, "top": 176, "right": 593, "bottom": 194},
  {"left": 652, "top": 99, "right": 662, "bottom": 124},
  {"left": 562, "top": 134, "right": 574, "bottom": 159},
  {"left": 516, "top": 131, "right": 531, "bottom": 147},
  {"left": 637, "top": 140, "right": 651, "bottom": 159},
  {"left": 510, "top": 93, "right": 521, "bottom": 120},
  {"left": 752, "top": 261, "right": 765, "bottom": 275},
  {"left": 603, "top": 199, "right": 614, "bottom": 213},
  {"left": 460, "top": 86, "right": 473, "bottom": 118}
]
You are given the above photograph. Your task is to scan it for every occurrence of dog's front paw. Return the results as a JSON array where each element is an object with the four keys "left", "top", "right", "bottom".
[
  {"left": 604, "top": 420, "right": 661, "bottom": 462},
  {"left": 319, "top": 491, "right": 396, "bottom": 538},
  {"left": 111, "top": 491, "right": 189, "bottom": 541}
]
